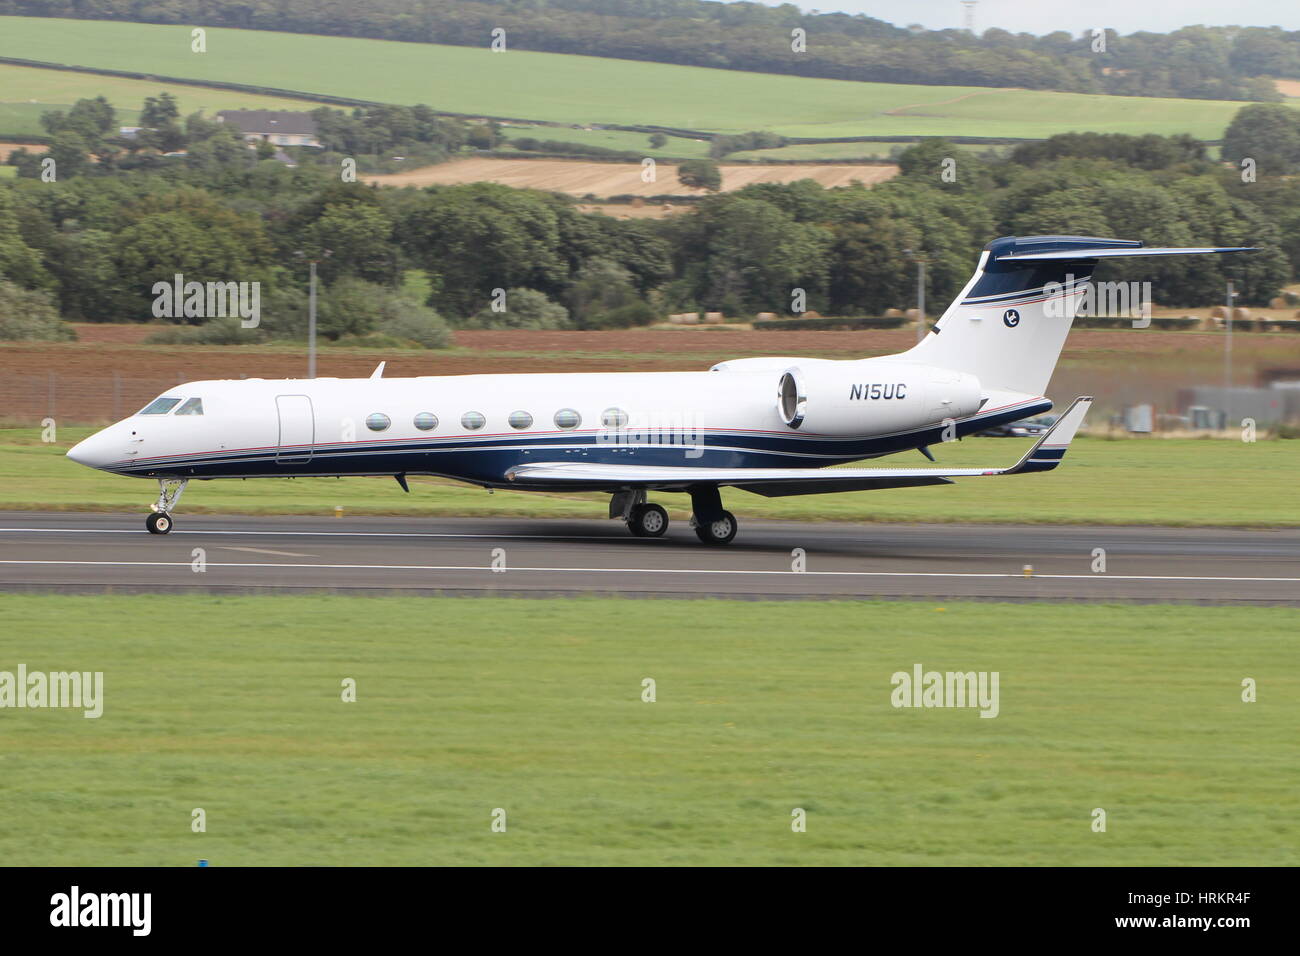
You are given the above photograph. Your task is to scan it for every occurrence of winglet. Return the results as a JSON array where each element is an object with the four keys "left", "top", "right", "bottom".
[
  {"left": 1004, "top": 397, "right": 1093, "bottom": 474},
  {"left": 370, "top": 362, "right": 386, "bottom": 379}
]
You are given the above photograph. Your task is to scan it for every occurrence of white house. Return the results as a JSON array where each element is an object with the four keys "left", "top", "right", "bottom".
[{"left": 215, "top": 110, "right": 321, "bottom": 148}]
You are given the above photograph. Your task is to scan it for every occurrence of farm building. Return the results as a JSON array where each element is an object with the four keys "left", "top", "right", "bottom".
[{"left": 216, "top": 110, "right": 321, "bottom": 148}]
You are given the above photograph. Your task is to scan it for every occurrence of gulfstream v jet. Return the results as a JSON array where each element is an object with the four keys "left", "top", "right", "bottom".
[{"left": 68, "top": 236, "right": 1251, "bottom": 543}]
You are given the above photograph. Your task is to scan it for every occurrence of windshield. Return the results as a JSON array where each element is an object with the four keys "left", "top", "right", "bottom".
[
  {"left": 174, "top": 397, "right": 204, "bottom": 416},
  {"left": 140, "top": 397, "right": 181, "bottom": 415}
]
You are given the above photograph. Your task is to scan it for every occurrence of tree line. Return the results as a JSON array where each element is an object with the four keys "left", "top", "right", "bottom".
[
  {"left": 1, "top": 97, "right": 1295, "bottom": 347},
  {"left": 2, "top": 0, "right": 1295, "bottom": 101}
]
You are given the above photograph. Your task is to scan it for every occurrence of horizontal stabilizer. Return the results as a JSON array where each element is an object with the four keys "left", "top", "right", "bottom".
[{"left": 996, "top": 246, "right": 1255, "bottom": 261}]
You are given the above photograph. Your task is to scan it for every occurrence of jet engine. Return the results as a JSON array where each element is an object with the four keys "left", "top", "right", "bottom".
[{"left": 775, "top": 361, "right": 982, "bottom": 435}]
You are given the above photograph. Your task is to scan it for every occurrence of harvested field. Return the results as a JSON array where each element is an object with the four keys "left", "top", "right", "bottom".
[
  {"left": 1276, "top": 78, "right": 1300, "bottom": 98},
  {"left": 3, "top": 328, "right": 1296, "bottom": 425},
  {"left": 362, "top": 158, "right": 898, "bottom": 196},
  {"left": 0, "top": 141, "right": 46, "bottom": 161}
]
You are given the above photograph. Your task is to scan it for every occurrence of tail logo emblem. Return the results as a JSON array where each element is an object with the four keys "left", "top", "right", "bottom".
[{"left": 1002, "top": 308, "right": 1020, "bottom": 328}]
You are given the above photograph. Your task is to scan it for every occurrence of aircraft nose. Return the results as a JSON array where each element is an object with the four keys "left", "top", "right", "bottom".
[{"left": 66, "top": 428, "right": 121, "bottom": 470}]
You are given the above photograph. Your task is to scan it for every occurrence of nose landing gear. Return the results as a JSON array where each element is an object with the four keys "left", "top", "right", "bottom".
[{"left": 146, "top": 478, "right": 188, "bottom": 534}]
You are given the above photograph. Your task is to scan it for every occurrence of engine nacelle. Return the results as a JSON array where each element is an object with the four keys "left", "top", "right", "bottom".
[{"left": 776, "top": 361, "right": 982, "bottom": 435}]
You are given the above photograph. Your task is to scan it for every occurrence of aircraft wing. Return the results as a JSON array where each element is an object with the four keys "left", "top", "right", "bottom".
[{"left": 504, "top": 397, "right": 1093, "bottom": 496}]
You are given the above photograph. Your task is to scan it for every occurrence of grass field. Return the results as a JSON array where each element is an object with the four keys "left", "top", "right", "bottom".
[
  {"left": 728, "top": 141, "right": 1015, "bottom": 161},
  {"left": 4, "top": 426, "right": 1297, "bottom": 527},
  {"left": 0, "top": 62, "right": 332, "bottom": 138},
  {"left": 500, "top": 123, "right": 715, "bottom": 159},
  {"left": 0, "top": 17, "right": 1282, "bottom": 140},
  {"left": 0, "top": 594, "right": 1293, "bottom": 866}
]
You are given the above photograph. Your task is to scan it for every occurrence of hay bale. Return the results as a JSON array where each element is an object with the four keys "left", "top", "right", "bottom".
[
  {"left": 703, "top": 311, "right": 724, "bottom": 324},
  {"left": 1270, "top": 296, "right": 1288, "bottom": 310},
  {"left": 755, "top": 312, "right": 777, "bottom": 322},
  {"left": 803, "top": 310, "right": 822, "bottom": 319},
  {"left": 1209, "top": 305, "right": 1228, "bottom": 319},
  {"left": 904, "top": 308, "right": 921, "bottom": 321},
  {"left": 884, "top": 308, "right": 904, "bottom": 318}
]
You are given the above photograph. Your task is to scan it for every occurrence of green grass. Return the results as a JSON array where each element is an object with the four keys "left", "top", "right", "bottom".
[
  {"left": 0, "top": 17, "right": 1286, "bottom": 140},
  {"left": 0, "top": 594, "right": 1293, "bottom": 865},
  {"left": 0, "top": 62, "right": 333, "bottom": 138},
  {"left": 0, "top": 165, "right": 15, "bottom": 178},
  {"left": 500, "top": 123, "right": 714, "bottom": 159},
  {"left": 4, "top": 426, "right": 1297, "bottom": 527},
  {"left": 728, "top": 141, "right": 1013, "bottom": 162}
]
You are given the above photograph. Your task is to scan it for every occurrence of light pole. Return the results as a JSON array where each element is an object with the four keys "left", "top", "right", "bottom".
[
  {"left": 1224, "top": 279, "right": 1236, "bottom": 431},
  {"left": 904, "top": 248, "right": 929, "bottom": 343},
  {"left": 294, "top": 249, "right": 331, "bottom": 379}
]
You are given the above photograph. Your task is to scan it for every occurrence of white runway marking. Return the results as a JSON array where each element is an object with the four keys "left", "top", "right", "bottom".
[
  {"left": 218, "top": 546, "right": 316, "bottom": 558},
  {"left": 0, "top": 527, "right": 612, "bottom": 541},
  {"left": 0, "top": 559, "right": 1297, "bottom": 583}
]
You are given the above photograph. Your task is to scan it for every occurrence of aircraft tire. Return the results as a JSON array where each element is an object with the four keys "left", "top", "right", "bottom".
[
  {"left": 694, "top": 510, "right": 737, "bottom": 545},
  {"left": 628, "top": 503, "right": 669, "bottom": 538},
  {"left": 146, "top": 512, "right": 173, "bottom": 535}
]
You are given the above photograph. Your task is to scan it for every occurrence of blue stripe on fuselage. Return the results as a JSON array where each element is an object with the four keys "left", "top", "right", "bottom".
[{"left": 105, "top": 399, "right": 1054, "bottom": 484}]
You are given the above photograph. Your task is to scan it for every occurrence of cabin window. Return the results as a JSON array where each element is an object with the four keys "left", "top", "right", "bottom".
[
  {"left": 140, "top": 397, "right": 181, "bottom": 415},
  {"left": 366, "top": 413, "right": 391, "bottom": 432},
  {"left": 554, "top": 408, "right": 581, "bottom": 429},
  {"left": 508, "top": 410, "right": 533, "bottom": 430},
  {"left": 414, "top": 412, "right": 438, "bottom": 431},
  {"left": 461, "top": 411, "right": 486, "bottom": 430},
  {"left": 174, "top": 397, "right": 204, "bottom": 416},
  {"left": 601, "top": 407, "right": 628, "bottom": 428}
]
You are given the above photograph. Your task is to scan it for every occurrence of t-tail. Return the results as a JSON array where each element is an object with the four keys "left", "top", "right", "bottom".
[{"left": 905, "top": 235, "right": 1254, "bottom": 398}]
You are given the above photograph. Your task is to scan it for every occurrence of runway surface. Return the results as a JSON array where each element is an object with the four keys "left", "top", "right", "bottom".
[{"left": 0, "top": 511, "right": 1297, "bottom": 604}]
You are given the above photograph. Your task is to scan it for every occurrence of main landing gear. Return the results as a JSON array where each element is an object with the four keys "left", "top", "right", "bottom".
[
  {"left": 609, "top": 486, "right": 739, "bottom": 545},
  {"left": 688, "top": 485, "right": 737, "bottom": 546},
  {"left": 145, "top": 478, "right": 188, "bottom": 534}
]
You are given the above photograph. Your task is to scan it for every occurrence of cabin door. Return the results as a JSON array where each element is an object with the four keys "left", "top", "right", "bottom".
[{"left": 275, "top": 394, "right": 315, "bottom": 464}]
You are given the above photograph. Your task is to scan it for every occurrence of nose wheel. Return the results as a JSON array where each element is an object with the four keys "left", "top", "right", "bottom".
[
  {"left": 146, "top": 478, "right": 187, "bottom": 534},
  {"left": 146, "top": 511, "right": 173, "bottom": 535}
]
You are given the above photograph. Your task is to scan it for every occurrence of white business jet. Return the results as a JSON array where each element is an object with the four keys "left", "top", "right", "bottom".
[{"left": 67, "top": 235, "right": 1251, "bottom": 543}]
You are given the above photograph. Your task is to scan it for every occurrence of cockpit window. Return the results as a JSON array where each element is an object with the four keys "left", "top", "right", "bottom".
[
  {"left": 140, "top": 397, "right": 181, "bottom": 415},
  {"left": 174, "top": 397, "right": 204, "bottom": 416}
]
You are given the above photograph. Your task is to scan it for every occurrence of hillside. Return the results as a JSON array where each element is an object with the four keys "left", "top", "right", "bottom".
[{"left": 0, "top": 17, "right": 1285, "bottom": 143}]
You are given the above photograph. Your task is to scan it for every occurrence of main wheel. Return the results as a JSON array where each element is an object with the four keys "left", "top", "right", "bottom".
[
  {"left": 146, "top": 511, "right": 173, "bottom": 535},
  {"left": 627, "top": 503, "right": 669, "bottom": 538},
  {"left": 694, "top": 510, "right": 737, "bottom": 545}
]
